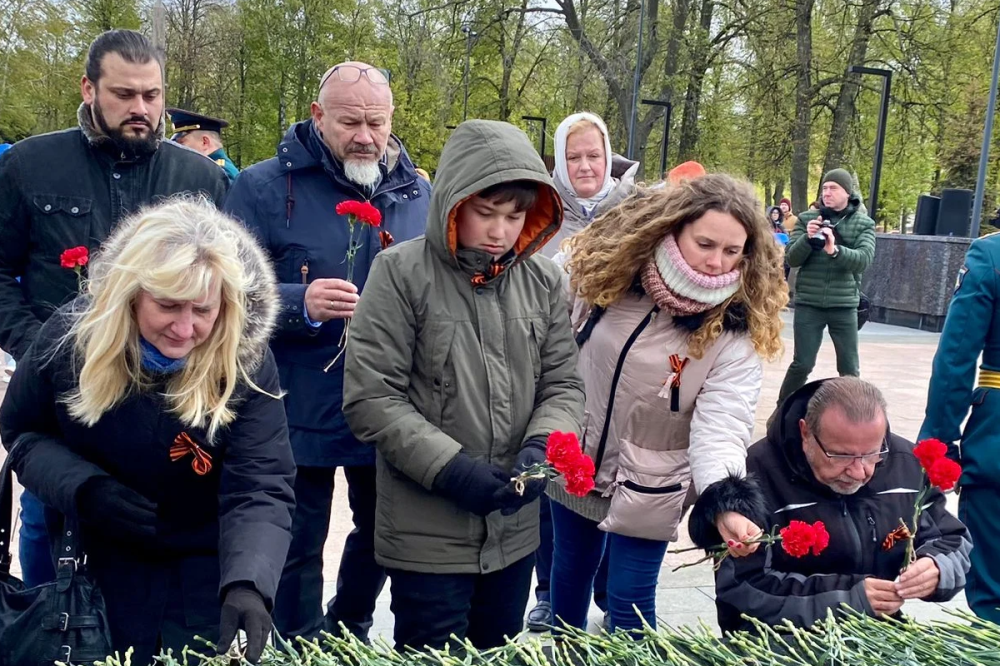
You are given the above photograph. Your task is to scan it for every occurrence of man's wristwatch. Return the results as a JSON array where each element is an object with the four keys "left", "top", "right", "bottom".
[{"left": 831, "top": 245, "right": 840, "bottom": 258}]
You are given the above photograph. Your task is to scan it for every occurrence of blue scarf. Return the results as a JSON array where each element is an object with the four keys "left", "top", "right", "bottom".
[{"left": 140, "top": 337, "right": 187, "bottom": 374}]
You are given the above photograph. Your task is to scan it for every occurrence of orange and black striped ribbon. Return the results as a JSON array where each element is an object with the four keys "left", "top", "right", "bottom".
[
  {"left": 170, "top": 432, "right": 213, "bottom": 476},
  {"left": 669, "top": 354, "right": 689, "bottom": 412}
]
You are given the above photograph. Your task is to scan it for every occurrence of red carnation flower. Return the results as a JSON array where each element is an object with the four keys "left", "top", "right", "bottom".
[
  {"left": 564, "top": 466, "right": 596, "bottom": 497},
  {"left": 810, "top": 521, "right": 830, "bottom": 556},
  {"left": 60, "top": 246, "right": 89, "bottom": 269},
  {"left": 913, "top": 438, "right": 948, "bottom": 472},
  {"left": 546, "top": 431, "right": 581, "bottom": 470},
  {"left": 336, "top": 200, "right": 382, "bottom": 226},
  {"left": 780, "top": 520, "right": 818, "bottom": 558},
  {"left": 542, "top": 431, "right": 595, "bottom": 497},
  {"left": 927, "top": 457, "right": 962, "bottom": 492}
]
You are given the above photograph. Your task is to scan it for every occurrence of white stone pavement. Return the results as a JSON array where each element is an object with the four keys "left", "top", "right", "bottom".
[{"left": 0, "top": 309, "right": 969, "bottom": 640}]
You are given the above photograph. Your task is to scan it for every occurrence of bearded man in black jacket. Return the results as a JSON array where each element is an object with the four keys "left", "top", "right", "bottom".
[
  {"left": 714, "top": 377, "right": 971, "bottom": 631},
  {"left": 0, "top": 29, "right": 228, "bottom": 592}
]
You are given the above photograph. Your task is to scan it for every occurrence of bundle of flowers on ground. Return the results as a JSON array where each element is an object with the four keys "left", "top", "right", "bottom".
[
  {"left": 95, "top": 607, "right": 1000, "bottom": 666},
  {"left": 510, "top": 431, "right": 595, "bottom": 497}
]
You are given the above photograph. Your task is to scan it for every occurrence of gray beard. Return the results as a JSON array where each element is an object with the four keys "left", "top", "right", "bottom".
[{"left": 344, "top": 158, "right": 381, "bottom": 187}]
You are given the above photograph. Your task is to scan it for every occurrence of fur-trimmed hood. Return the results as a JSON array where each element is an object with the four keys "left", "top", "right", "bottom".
[
  {"left": 77, "top": 102, "right": 165, "bottom": 152},
  {"left": 89, "top": 199, "right": 278, "bottom": 375}
]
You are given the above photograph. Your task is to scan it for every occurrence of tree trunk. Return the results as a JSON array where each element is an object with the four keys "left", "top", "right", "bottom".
[
  {"left": 790, "top": 0, "right": 815, "bottom": 214},
  {"left": 676, "top": 0, "right": 713, "bottom": 162},
  {"left": 773, "top": 180, "right": 784, "bottom": 206},
  {"left": 634, "top": 0, "right": 691, "bottom": 177},
  {"left": 278, "top": 67, "right": 286, "bottom": 134},
  {"left": 557, "top": 0, "right": 658, "bottom": 164},
  {"left": 821, "top": 0, "right": 881, "bottom": 176}
]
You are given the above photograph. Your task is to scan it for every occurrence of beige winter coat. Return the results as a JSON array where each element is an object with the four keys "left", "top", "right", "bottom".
[{"left": 548, "top": 293, "right": 762, "bottom": 542}]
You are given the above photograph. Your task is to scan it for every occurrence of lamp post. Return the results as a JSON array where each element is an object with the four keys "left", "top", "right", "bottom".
[
  {"left": 640, "top": 99, "right": 672, "bottom": 177},
  {"left": 849, "top": 66, "right": 891, "bottom": 228},
  {"left": 971, "top": 18, "right": 1000, "bottom": 237},
  {"left": 462, "top": 25, "right": 478, "bottom": 122},
  {"left": 625, "top": 0, "right": 647, "bottom": 160},
  {"left": 522, "top": 116, "right": 548, "bottom": 156}
]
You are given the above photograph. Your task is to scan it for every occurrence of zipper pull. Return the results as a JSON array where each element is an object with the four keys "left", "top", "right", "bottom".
[
  {"left": 867, "top": 515, "right": 877, "bottom": 543},
  {"left": 300, "top": 260, "right": 309, "bottom": 285}
]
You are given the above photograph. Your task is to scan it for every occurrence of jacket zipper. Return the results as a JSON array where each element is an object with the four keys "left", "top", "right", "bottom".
[
  {"left": 842, "top": 499, "right": 867, "bottom": 572},
  {"left": 300, "top": 260, "right": 309, "bottom": 284},
  {"left": 592, "top": 305, "right": 659, "bottom": 472},
  {"left": 867, "top": 514, "right": 877, "bottom": 543},
  {"left": 620, "top": 479, "right": 683, "bottom": 495}
]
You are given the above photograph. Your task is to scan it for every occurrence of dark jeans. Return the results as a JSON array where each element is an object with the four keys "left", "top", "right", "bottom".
[
  {"left": 960, "top": 487, "right": 1000, "bottom": 624},
  {"left": 535, "top": 497, "right": 608, "bottom": 610},
  {"left": 388, "top": 555, "right": 534, "bottom": 651},
  {"left": 534, "top": 496, "right": 553, "bottom": 602},
  {"left": 273, "top": 465, "right": 386, "bottom": 641},
  {"left": 19, "top": 490, "right": 55, "bottom": 587},
  {"left": 777, "top": 304, "right": 860, "bottom": 406},
  {"left": 549, "top": 500, "right": 667, "bottom": 632}
]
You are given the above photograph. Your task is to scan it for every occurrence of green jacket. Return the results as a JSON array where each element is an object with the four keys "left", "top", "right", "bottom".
[
  {"left": 342, "top": 120, "right": 585, "bottom": 574},
  {"left": 786, "top": 198, "right": 876, "bottom": 309}
]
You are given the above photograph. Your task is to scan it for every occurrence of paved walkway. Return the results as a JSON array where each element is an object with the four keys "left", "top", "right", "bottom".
[{"left": 0, "top": 309, "right": 968, "bottom": 640}]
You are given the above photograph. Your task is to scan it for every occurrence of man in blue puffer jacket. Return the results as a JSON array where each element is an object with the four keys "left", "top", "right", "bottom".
[{"left": 224, "top": 60, "right": 430, "bottom": 642}]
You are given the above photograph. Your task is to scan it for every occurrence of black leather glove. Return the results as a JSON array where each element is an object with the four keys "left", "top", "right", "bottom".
[
  {"left": 217, "top": 585, "right": 270, "bottom": 664},
  {"left": 433, "top": 452, "right": 510, "bottom": 516},
  {"left": 497, "top": 438, "right": 548, "bottom": 516},
  {"left": 76, "top": 476, "right": 157, "bottom": 539}
]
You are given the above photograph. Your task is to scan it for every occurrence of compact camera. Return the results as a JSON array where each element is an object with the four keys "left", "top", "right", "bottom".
[{"left": 808, "top": 220, "right": 833, "bottom": 250}]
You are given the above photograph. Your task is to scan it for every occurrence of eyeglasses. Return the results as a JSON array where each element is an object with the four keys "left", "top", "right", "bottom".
[
  {"left": 813, "top": 432, "right": 889, "bottom": 467},
  {"left": 320, "top": 65, "right": 391, "bottom": 90}
]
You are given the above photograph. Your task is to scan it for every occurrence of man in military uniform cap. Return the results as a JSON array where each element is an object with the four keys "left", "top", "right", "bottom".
[{"left": 168, "top": 107, "right": 240, "bottom": 182}]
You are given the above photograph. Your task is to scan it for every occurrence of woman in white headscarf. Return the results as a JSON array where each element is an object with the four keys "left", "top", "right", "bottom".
[
  {"left": 539, "top": 112, "right": 639, "bottom": 259},
  {"left": 529, "top": 112, "right": 639, "bottom": 632}
]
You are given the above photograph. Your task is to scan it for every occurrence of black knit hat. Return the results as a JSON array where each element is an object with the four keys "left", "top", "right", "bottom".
[{"left": 822, "top": 168, "right": 853, "bottom": 195}]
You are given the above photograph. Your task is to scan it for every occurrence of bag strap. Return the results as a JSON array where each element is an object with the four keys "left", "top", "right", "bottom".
[
  {"left": 590, "top": 305, "right": 659, "bottom": 471},
  {"left": 0, "top": 437, "right": 84, "bottom": 583},
  {"left": 575, "top": 306, "right": 606, "bottom": 348}
]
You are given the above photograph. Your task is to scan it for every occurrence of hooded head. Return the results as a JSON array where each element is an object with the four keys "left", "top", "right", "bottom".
[
  {"left": 553, "top": 113, "right": 614, "bottom": 205},
  {"left": 427, "top": 120, "right": 562, "bottom": 284},
  {"left": 768, "top": 206, "right": 783, "bottom": 225}
]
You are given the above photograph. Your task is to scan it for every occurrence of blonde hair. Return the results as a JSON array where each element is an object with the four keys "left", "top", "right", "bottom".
[
  {"left": 566, "top": 174, "right": 787, "bottom": 360},
  {"left": 566, "top": 119, "right": 603, "bottom": 142},
  {"left": 63, "top": 198, "right": 276, "bottom": 441}
]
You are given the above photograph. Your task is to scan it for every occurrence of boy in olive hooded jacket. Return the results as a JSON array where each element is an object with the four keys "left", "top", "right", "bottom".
[{"left": 343, "top": 120, "right": 585, "bottom": 650}]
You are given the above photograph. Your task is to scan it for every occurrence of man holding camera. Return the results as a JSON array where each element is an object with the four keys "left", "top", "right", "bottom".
[{"left": 775, "top": 168, "right": 876, "bottom": 409}]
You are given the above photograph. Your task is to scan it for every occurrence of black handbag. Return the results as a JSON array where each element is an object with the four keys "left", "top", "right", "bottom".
[
  {"left": 857, "top": 292, "right": 871, "bottom": 330},
  {"left": 0, "top": 444, "right": 112, "bottom": 665}
]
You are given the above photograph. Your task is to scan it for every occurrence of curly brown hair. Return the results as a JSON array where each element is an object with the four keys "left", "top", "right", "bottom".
[{"left": 565, "top": 173, "right": 787, "bottom": 360}]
